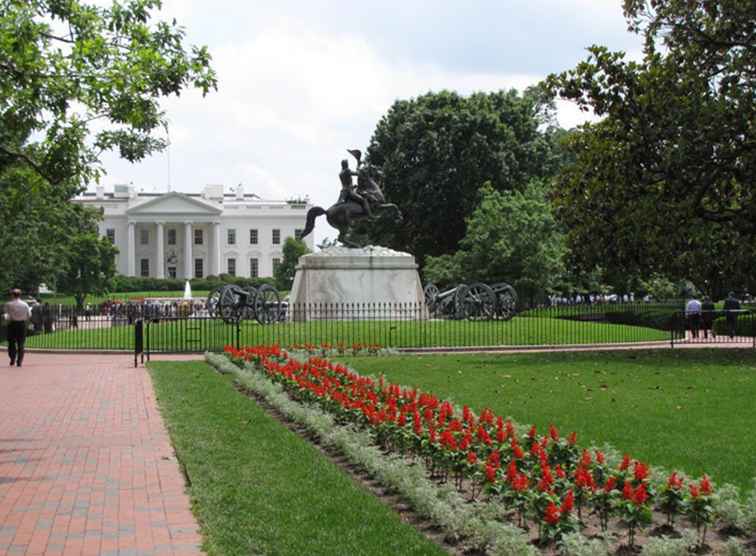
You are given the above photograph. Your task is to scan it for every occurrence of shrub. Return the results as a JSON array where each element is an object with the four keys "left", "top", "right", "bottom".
[{"left": 712, "top": 315, "right": 756, "bottom": 337}]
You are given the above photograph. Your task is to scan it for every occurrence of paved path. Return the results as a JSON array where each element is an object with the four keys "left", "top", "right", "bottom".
[{"left": 0, "top": 354, "right": 203, "bottom": 556}]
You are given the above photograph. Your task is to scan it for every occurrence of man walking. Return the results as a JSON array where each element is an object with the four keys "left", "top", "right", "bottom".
[
  {"left": 723, "top": 291, "right": 741, "bottom": 339},
  {"left": 4, "top": 288, "right": 31, "bottom": 367},
  {"left": 685, "top": 296, "right": 702, "bottom": 339}
]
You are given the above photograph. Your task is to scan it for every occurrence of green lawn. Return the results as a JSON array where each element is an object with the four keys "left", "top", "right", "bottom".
[
  {"left": 148, "top": 361, "right": 443, "bottom": 556},
  {"left": 22, "top": 315, "right": 669, "bottom": 350},
  {"left": 337, "top": 349, "right": 756, "bottom": 493}
]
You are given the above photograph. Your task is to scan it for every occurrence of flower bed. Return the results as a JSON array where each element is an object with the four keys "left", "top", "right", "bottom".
[{"left": 222, "top": 345, "right": 756, "bottom": 554}]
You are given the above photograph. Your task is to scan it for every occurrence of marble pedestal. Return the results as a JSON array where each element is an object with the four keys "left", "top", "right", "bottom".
[{"left": 288, "top": 245, "right": 426, "bottom": 320}]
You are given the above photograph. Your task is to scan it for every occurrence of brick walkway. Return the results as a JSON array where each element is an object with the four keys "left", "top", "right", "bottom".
[{"left": 0, "top": 353, "right": 203, "bottom": 556}]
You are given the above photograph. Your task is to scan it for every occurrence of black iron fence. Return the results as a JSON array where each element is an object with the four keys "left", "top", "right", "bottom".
[{"left": 3, "top": 302, "right": 754, "bottom": 358}]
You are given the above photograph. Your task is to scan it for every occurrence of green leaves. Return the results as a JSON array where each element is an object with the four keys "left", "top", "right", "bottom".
[
  {"left": 363, "top": 89, "right": 563, "bottom": 265},
  {"left": 0, "top": 0, "right": 217, "bottom": 187},
  {"left": 546, "top": 1, "right": 756, "bottom": 290}
]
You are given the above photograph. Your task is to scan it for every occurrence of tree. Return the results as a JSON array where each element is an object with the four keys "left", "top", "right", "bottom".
[
  {"left": 0, "top": 0, "right": 215, "bottom": 292},
  {"left": 545, "top": 0, "right": 755, "bottom": 286},
  {"left": 424, "top": 180, "right": 567, "bottom": 303},
  {"left": 274, "top": 237, "right": 310, "bottom": 291},
  {"left": 362, "top": 89, "right": 565, "bottom": 265},
  {"left": 1, "top": 0, "right": 216, "bottom": 188},
  {"left": 0, "top": 166, "right": 78, "bottom": 293},
  {"left": 55, "top": 229, "right": 118, "bottom": 308}
]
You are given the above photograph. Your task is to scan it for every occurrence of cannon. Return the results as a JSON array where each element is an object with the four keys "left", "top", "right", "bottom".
[
  {"left": 206, "top": 284, "right": 282, "bottom": 325},
  {"left": 423, "top": 282, "right": 517, "bottom": 321}
]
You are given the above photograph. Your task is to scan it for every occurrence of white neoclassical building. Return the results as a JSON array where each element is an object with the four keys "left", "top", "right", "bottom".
[{"left": 74, "top": 184, "right": 314, "bottom": 279}]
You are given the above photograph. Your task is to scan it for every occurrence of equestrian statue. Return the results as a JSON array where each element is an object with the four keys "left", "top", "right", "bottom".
[{"left": 300, "top": 149, "right": 402, "bottom": 248}]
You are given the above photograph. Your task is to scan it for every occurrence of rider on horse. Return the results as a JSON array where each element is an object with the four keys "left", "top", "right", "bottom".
[{"left": 338, "top": 159, "right": 372, "bottom": 218}]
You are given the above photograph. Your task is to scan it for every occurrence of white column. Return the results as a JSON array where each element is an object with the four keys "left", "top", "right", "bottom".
[
  {"left": 212, "top": 222, "right": 221, "bottom": 276},
  {"left": 127, "top": 222, "right": 136, "bottom": 277},
  {"left": 184, "top": 222, "right": 193, "bottom": 279},
  {"left": 156, "top": 222, "right": 165, "bottom": 279}
]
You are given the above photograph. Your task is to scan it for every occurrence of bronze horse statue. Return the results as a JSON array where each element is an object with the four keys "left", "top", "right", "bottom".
[{"left": 300, "top": 164, "right": 402, "bottom": 248}]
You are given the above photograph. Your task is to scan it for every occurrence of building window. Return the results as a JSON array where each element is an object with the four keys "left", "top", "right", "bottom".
[
  {"left": 168, "top": 267, "right": 176, "bottom": 279},
  {"left": 272, "top": 229, "right": 281, "bottom": 245},
  {"left": 167, "top": 229, "right": 176, "bottom": 245},
  {"left": 295, "top": 228, "right": 304, "bottom": 240},
  {"left": 140, "top": 229, "right": 149, "bottom": 245},
  {"left": 194, "top": 258, "right": 204, "bottom": 278},
  {"left": 106, "top": 229, "right": 115, "bottom": 244},
  {"left": 249, "top": 229, "right": 258, "bottom": 245},
  {"left": 249, "top": 258, "right": 259, "bottom": 278},
  {"left": 272, "top": 257, "right": 281, "bottom": 274},
  {"left": 227, "top": 258, "right": 236, "bottom": 276},
  {"left": 227, "top": 229, "right": 236, "bottom": 245},
  {"left": 140, "top": 258, "right": 149, "bottom": 277},
  {"left": 194, "top": 228, "right": 203, "bottom": 245}
]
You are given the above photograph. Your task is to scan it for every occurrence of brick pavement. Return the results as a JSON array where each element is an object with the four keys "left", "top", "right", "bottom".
[{"left": 0, "top": 353, "right": 203, "bottom": 556}]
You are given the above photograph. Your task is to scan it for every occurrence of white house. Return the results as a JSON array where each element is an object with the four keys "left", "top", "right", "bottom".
[{"left": 74, "top": 184, "right": 314, "bottom": 279}]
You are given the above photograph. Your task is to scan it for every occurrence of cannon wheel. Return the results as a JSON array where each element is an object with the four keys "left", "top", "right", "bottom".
[
  {"left": 206, "top": 286, "right": 223, "bottom": 318},
  {"left": 464, "top": 282, "right": 497, "bottom": 320},
  {"left": 496, "top": 285, "right": 518, "bottom": 321},
  {"left": 240, "top": 286, "right": 258, "bottom": 320},
  {"left": 452, "top": 284, "right": 470, "bottom": 320},
  {"left": 423, "top": 283, "right": 439, "bottom": 316},
  {"left": 219, "top": 285, "right": 243, "bottom": 324},
  {"left": 254, "top": 284, "right": 281, "bottom": 325}
]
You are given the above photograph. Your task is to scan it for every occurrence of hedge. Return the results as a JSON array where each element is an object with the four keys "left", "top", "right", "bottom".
[{"left": 110, "top": 274, "right": 275, "bottom": 293}]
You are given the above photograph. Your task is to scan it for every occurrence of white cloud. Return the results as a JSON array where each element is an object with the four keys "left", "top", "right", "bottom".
[{"left": 97, "top": 1, "right": 638, "bottom": 245}]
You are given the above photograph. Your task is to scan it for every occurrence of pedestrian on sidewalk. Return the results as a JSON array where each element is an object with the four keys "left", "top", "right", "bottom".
[
  {"left": 701, "top": 296, "right": 716, "bottom": 339},
  {"left": 723, "top": 291, "right": 741, "bottom": 339},
  {"left": 685, "top": 296, "right": 702, "bottom": 339},
  {"left": 4, "top": 288, "right": 32, "bottom": 367}
]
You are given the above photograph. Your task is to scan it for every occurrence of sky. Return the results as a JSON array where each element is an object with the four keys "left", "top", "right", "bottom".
[{"left": 97, "top": 0, "right": 643, "bottom": 244}]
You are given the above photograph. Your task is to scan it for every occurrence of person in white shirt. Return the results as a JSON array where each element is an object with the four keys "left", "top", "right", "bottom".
[
  {"left": 4, "top": 288, "right": 32, "bottom": 367},
  {"left": 685, "top": 297, "right": 702, "bottom": 339}
]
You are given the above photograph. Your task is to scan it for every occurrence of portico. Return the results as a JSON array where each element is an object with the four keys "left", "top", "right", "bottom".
[{"left": 124, "top": 193, "right": 223, "bottom": 279}]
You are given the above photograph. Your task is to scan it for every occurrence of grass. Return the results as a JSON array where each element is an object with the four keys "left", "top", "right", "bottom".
[
  {"left": 337, "top": 349, "right": 756, "bottom": 493},
  {"left": 22, "top": 315, "right": 669, "bottom": 350},
  {"left": 148, "top": 361, "right": 444, "bottom": 556}
]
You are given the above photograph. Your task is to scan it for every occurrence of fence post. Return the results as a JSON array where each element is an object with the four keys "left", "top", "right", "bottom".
[
  {"left": 670, "top": 312, "right": 676, "bottom": 349},
  {"left": 236, "top": 320, "right": 241, "bottom": 350},
  {"left": 134, "top": 319, "right": 143, "bottom": 367}
]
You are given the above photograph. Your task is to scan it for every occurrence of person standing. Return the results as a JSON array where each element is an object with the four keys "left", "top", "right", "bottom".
[
  {"left": 685, "top": 296, "right": 702, "bottom": 339},
  {"left": 4, "top": 288, "right": 31, "bottom": 367},
  {"left": 723, "top": 291, "right": 741, "bottom": 339},
  {"left": 701, "top": 296, "right": 716, "bottom": 339}
]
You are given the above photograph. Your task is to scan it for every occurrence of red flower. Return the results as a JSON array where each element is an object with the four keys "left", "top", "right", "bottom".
[
  {"left": 619, "top": 454, "right": 631, "bottom": 471},
  {"left": 467, "top": 451, "right": 477, "bottom": 465},
  {"left": 604, "top": 476, "right": 617, "bottom": 492},
  {"left": 634, "top": 461, "right": 649, "bottom": 482},
  {"left": 549, "top": 424, "right": 559, "bottom": 442},
  {"left": 485, "top": 464, "right": 498, "bottom": 483},
  {"left": 512, "top": 472, "right": 529, "bottom": 492},
  {"left": 667, "top": 472, "right": 683, "bottom": 490},
  {"left": 555, "top": 465, "right": 566, "bottom": 479},
  {"left": 528, "top": 424, "right": 537, "bottom": 439},
  {"left": 689, "top": 484, "right": 700, "bottom": 498},
  {"left": 544, "top": 502, "right": 561, "bottom": 525},
  {"left": 567, "top": 431, "right": 577, "bottom": 445},
  {"left": 561, "top": 489, "right": 574, "bottom": 514},
  {"left": 596, "top": 450, "right": 605, "bottom": 465},
  {"left": 700, "top": 475, "right": 712, "bottom": 495},
  {"left": 623, "top": 482, "right": 634, "bottom": 500},
  {"left": 580, "top": 449, "right": 592, "bottom": 468},
  {"left": 507, "top": 460, "right": 518, "bottom": 483},
  {"left": 633, "top": 483, "right": 648, "bottom": 505}
]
